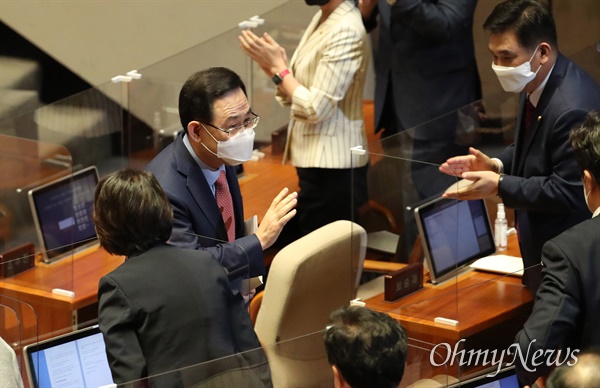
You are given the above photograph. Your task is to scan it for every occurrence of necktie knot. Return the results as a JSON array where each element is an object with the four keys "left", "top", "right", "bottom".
[{"left": 215, "top": 171, "right": 235, "bottom": 242}]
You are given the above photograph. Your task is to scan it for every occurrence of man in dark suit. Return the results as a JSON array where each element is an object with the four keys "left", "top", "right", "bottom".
[
  {"left": 146, "top": 68, "right": 297, "bottom": 294},
  {"left": 95, "top": 169, "right": 271, "bottom": 386},
  {"left": 514, "top": 111, "right": 600, "bottom": 387},
  {"left": 359, "top": 0, "right": 482, "bottom": 261},
  {"left": 359, "top": 0, "right": 481, "bottom": 138},
  {"left": 440, "top": 0, "right": 600, "bottom": 292}
]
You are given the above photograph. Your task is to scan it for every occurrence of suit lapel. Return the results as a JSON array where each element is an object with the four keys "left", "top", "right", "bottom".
[
  {"left": 512, "top": 93, "right": 527, "bottom": 174},
  {"left": 173, "top": 137, "right": 227, "bottom": 240},
  {"left": 514, "top": 55, "right": 567, "bottom": 175},
  {"left": 291, "top": 2, "right": 353, "bottom": 74},
  {"left": 290, "top": 11, "right": 321, "bottom": 75}
]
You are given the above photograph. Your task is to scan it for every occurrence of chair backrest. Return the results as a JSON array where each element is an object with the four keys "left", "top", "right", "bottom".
[{"left": 255, "top": 220, "right": 366, "bottom": 387}]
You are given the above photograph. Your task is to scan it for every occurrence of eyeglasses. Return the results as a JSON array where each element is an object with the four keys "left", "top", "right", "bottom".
[{"left": 199, "top": 112, "right": 260, "bottom": 138}]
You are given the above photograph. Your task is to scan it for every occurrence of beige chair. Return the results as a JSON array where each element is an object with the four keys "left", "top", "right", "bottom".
[{"left": 250, "top": 220, "right": 366, "bottom": 387}]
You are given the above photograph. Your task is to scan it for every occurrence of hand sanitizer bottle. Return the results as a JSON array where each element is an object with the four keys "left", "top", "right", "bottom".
[{"left": 495, "top": 203, "right": 508, "bottom": 251}]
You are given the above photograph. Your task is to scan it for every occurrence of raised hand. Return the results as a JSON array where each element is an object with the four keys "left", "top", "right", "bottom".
[
  {"left": 255, "top": 187, "right": 297, "bottom": 250},
  {"left": 439, "top": 147, "right": 500, "bottom": 177}
]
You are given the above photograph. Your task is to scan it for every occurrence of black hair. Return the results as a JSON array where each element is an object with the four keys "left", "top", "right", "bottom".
[
  {"left": 483, "top": 0, "right": 558, "bottom": 51},
  {"left": 178, "top": 67, "right": 247, "bottom": 133},
  {"left": 93, "top": 169, "right": 173, "bottom": 257},
  {"left": 324, "top": 306, "right": 408, "bottom": 388},
  {"left": 570, "top": 110, "right": 600, "bottom": 183}
]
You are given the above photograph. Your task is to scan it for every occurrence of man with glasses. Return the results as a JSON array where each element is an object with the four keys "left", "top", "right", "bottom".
[{"left": 147, "top": 67, "right": 297, "bottom": 297}]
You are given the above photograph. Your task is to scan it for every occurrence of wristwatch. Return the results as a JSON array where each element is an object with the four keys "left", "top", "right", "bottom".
[
  {"left": 272, "top": 69, "right": 290, "bottom": 85},
  {"left": 497, "top": 173, "right": 505, "bottom": 198}
]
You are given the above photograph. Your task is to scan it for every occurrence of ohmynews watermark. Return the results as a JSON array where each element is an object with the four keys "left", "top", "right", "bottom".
[{"left": 430, "top": 339, "right": 579, "bottom": 377}]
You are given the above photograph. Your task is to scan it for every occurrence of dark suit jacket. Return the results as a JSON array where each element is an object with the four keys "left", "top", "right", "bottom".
[
  {"left": 98, "top": 244, "right": 271, "bottom": 387},
  {"left": 498, "top": 54, "right": 600, "bottom": 291},
  {"left": 365, "top": 0, "right": 481, "bottom": 134},
  {"left": 514, "top": 215, "right": 600, "bottom": 386},
  {"left": 146, "top": 133, "right": 264, "bottom": 279}
]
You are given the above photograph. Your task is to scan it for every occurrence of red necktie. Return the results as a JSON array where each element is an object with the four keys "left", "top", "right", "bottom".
[
  {"left": 524, "top": 98, "right": 535, "bottom": 130},
  {"left": 215, "top": 171, "right": 236, "bottom": 242}
]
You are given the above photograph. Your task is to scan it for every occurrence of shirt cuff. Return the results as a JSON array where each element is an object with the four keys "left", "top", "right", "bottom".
[{"left": 491, "top": 158, "right": 504, "bottom": 174}]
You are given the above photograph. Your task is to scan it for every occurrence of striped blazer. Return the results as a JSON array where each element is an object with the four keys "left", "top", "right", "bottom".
[{"left": 277, "top": 0, "right": 369, "bottom": 169}]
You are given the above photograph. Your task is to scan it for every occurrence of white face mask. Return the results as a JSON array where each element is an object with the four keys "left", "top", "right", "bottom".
[
  {"left": 201, "top": 127, "right": 255, "bottom": 166},
  {"left": 584, "top": 186, "right": 592, "bottom": 209},
  {"left": 492, "top": 46, "right": 541, "bottom": 93}
]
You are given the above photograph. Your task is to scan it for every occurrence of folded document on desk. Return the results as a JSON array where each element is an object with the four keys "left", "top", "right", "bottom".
[
  {"left": 470, "top": 254, "right": 524, "bottom": 277},
  {"left": 366, "top": 230, "right": 399, "bottom": 255}
]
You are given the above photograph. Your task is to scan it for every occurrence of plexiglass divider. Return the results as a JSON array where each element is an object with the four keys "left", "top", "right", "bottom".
[
  {"left": 0, "top": 294, "right": 39, "bottom": 385},
  {"left": 0, "top": 75, "right": 126, "bottom": 347},
  {"left": 120, "top": 331, "right": 449, "bottom": 388},
  {"left": 354, "top": 95, "right": 534, "bottom": 381},
  {"left": 0, "top": 0, "right": 541, "bottom": 383}
]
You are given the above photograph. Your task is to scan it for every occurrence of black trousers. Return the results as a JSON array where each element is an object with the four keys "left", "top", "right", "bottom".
[{"left": 277, "top": 165, "right": 369, "bottom": 247}]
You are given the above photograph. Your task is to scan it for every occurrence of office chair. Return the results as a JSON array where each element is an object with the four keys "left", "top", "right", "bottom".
[{"left": 250, "top": 220, "right": 366, "bottom": 387}]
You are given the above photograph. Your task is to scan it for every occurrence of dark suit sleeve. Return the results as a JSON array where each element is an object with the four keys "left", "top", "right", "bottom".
[
  {"left": 514, "top": 240, "right": 581, "bottom": 386},
  {"left": 98, "top": 276, "right": 147, "bottom": 384},
  {"left": 168, "top": 192, "right": 265, "bottom": 278},
  {"left": 498, "top": 143, "right": 515, "bottom": 174},
  {"left": 498, "top": 109, "right": 588, "bottom": 212},
  {"left": 390, "top": 0, "right": 477, "bottom": 42}
]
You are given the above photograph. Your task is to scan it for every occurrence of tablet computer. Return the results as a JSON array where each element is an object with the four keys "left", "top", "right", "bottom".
[
  {"left": 415, "top": 197, "right": 496, "bottom": 284},
  {"left": 23, "top": 325, "right": 114, "bottom": 388},
  {"left": 28, "top": 166, "right": 99, "bottom": 263}
]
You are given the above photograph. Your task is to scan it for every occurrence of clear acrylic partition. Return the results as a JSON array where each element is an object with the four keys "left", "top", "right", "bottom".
[
  {"left": 121, "top": 331, "right": 448, "bottom": 388},
  {"left": 0, "top": 76, "right": 127, "bottom": 347},
  {"left": 0, "top": 295, "right": 39, "bottom": 386},
  {"left": 0, "top": 136, "right": 78, "bottom": 340},
  {"left": 5, "top": 234, "right": 248, "bottom": 388},
  {"left": 355, "top": 95, "right": 538, "bottom": 381},
  {"left": 124, "top": 1, "right": 313, "bottom": 157},
  {"left": 0, "top": 0, "right": 549, "bottom": 383}
]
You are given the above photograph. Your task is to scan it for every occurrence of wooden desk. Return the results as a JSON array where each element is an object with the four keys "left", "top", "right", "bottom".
[
  {"left": 0, "top": 247, "right": 124, "bottom": 339},
  {"left": 0, "top": 147, "right": 295, "bottom": 341},
  {"left": 0, "top": 135, "right": 72, "bottom": 191},
  {"left": 364, "top": 234, "right": 533, "bottom": 377}
]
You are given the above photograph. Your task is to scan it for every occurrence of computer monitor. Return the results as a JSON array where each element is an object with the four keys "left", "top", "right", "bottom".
[
  {"left": 28, "top": 166, "right": 99, "bottom": 263},
  {"left": 415, "top": 197, "right": 496, "bottom": 284}
]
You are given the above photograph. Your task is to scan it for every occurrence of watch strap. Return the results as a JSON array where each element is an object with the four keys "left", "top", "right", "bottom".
[{"left": 272, "top": 69, "right": 290, "bottom": 85}]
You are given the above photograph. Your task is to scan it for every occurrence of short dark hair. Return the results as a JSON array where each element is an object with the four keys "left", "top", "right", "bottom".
[
  {"left": 93, "top": 169, "right": 173, "bottom": 256},
  {"left": 547, "top": 350, "right": 600, "bottom": 388},
  {"left": 483, "top": 0, "right": 558, "bottom": 51},
  {"left": 324, "top": 306, "right": 408, "bottom": 388},
  {"left": 178, "top": 67, "right": 247, "bottom": 132},
  {"left": 570, "top": 110, "right": 600, "bottom": 183}
]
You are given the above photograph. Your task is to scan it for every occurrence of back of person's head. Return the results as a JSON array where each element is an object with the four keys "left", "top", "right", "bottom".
[
  {"left": 570, "top": 110, "right": 600, "bottom": 183},
  {"left": 546, "top": 351, "right": 600, "bottom": 388},
  {"left": 93, "top": 169, "right": 173, "bottom": 256},
  {"left": 324, "top": 306, "right": 408, "bottom": 388},
  {"left": 483, "top": 0, "right": 558, "bottom": 51},
  {"left": 178, "top": 67, "right": 247, "bottom": 132}
]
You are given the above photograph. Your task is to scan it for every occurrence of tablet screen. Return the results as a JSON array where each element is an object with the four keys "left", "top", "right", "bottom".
[{"left": 415, "top": 198, "right": 496, "bottom": 284}]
